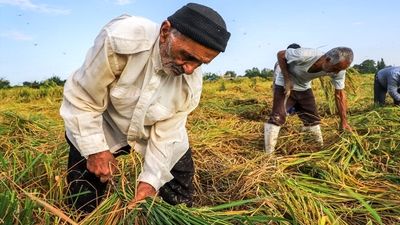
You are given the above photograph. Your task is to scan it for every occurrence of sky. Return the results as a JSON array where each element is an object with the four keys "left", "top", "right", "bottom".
[{"left": 1, "top": 0, "right": 400, "bottom": 85}]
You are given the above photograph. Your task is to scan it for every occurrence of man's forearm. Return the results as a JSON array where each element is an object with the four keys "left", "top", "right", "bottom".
[
  {"left": 282, "top": 71, "right": 291, "bottom": 87},
  {"left": 335, "top": 89, "right": 350, "bottom": 129},
  {"left": 277, "top": 50, "right": 292, "bottom": 94}
]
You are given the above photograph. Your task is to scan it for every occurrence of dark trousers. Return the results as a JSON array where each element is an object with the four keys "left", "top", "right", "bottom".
[
  {"left": 374, "top": 73, "right": 387, "bottom": 106},
  {"left": 66, "top": 137, "right": 195, "bottom": 213},
  {"left": 268, "top": 85, "right": 320, "bottom": 126}
]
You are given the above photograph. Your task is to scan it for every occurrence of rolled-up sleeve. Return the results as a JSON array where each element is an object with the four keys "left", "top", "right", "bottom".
[
  {"left": 60, "top": 30, "right": 122, "bottom": 157},
  {"left": 331, "top": 70, "right": 346, "bottom": 90},
  {"left": 138, "top": 111, "right": 190, "bottom": 191}
]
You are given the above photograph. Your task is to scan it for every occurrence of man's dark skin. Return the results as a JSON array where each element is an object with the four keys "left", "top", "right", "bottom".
[{"left": 277, "top": 50, "right": 352, "bottom": 131}]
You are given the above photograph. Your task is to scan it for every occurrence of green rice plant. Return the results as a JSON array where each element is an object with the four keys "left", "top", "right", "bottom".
[
  {"left": 345, "top": 187, "right": 382, "bottom": 225},
  {"left": 316, "top": 69, "right": 365, "bottom": 116},
  {"left": 79, "top": 195, "right": 290, "bottom": 225},
  {"left": 0, "top": 190, "right": 36, "bottom": 225},
  {"left": 218, "top": 80, "right": 227, "bottom": 91}
]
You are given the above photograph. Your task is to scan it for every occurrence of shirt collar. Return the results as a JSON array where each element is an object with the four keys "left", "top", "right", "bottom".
[{"left": 152, "top": 36, "right": 165, "bottom": 75}]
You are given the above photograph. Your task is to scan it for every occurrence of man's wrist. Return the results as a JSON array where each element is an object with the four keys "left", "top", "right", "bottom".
[{"left": 88, "top": 150, "right": 112, "bottom": 159}]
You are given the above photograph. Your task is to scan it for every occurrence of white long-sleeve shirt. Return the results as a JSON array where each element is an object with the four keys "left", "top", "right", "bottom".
[{"left": 60, "top": 15, "right": 203, "bottom": 190}]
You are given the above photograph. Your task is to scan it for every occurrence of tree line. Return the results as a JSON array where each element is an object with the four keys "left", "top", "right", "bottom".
[
  {"left": 203, "top": 67, "right": 274, "bottom": 81},
  {"left": 352, "top": 58, "right": 387, "bottom": 74},
  {"left": 203, "top": 58, "right": 391, "bottom": 81},
  {"left": 0, "top": 76, "right": 66, "bottom": 89},
  {"left": 0, "top": 58, "right": 392, "bottom": 88}
]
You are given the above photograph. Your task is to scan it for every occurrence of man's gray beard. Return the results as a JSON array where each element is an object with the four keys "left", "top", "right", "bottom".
[
  {"left": 161, "top": 64, "right": 182, "bottom": 76},
  {"left": 163, "top": 67, "right": 177, "bottom": 76},
  {"left": 160, "top": 39, "right": 183, "bottom": 76}
]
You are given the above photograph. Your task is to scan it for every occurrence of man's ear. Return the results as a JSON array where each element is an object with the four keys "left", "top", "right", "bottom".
[
  {"left": 325, "top": 56, "right": 331, "bottom": 63},
  {"left": 160, "top": 20, "right": 172, "bottom": 42}
]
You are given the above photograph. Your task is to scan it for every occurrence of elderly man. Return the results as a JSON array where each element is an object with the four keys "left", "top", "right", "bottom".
[
  {"left": 264, "top": 47, "right": 354, "bottom": 153},
  {"left": 60, "top": 3, "right": 230, "bottom": 212},
  {"left": 374, "top": 66, "right": 400, "bottom": 106}
]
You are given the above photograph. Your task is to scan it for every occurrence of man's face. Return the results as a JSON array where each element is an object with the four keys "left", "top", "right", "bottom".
[
  {"left": 323, "top": 59, "right": 351, "bottom": 74},
  {"left": 159, "top": 23, "right": 220, "bottom": 76}
]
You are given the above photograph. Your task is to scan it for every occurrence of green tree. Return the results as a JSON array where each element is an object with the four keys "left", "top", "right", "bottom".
[
  {"left": 244, "top": 67, "right": 261, "bottom": 78},
  {"left": 22, "top": 76, "right": 66, "bottom": 88},
  {"left": 224, "top": 70, "right": 237, "bottom": 78},
  {"left": 376, "top": 58, "right": 386, "bottom": 71},
  {"left": 46, "top": 75, "right": 65, "bottom": 86},
  {"left": 203, "top": 72, "right": 220, "bottom": 81},
  {"left": 353, "top": 59, "right": 377, "bottom": 74},
  {"left": 244, "top": 67, "right": 273, "bottom": 78},
  {"left": 23, "top": 81, "right": 41, "bottom": 89},
  {"left": 260, "top": 68, "right": 273, "bottom": 78},
  {"left": 42, "top": 75, "right": 66, "bottom": 87},
  {"left": 0, "top": 78, "right": 11, "bottom": 89}
]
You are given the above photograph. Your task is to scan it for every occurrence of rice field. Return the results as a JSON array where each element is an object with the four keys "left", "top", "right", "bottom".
[{"left": 0, "top": 73, "right": 399, "bottom": 224}]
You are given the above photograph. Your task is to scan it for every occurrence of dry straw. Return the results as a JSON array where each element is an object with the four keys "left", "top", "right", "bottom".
[{"left": 0, "top": 74, "right": 399, "bottom": 224}]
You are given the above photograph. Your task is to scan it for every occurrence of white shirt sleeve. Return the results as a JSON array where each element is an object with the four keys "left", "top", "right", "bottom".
[
  {"left": 60, "top": 30, "right": 121, "bottom": 157},
  {"left": 138, "top": 112, "right": 190, "bottom": 190},
  {"left": 137, "top": 72, "right": 202, "bottom": 190},
  {"left": 331, "top": 70, "right": 346, "bottom": 90}
]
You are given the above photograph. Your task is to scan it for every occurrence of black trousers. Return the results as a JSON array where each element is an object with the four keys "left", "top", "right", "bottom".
[
  {"left": 374, "top": 73, "right": 387, "bottom": 106},
  {"left": 66, "top": 137, "right": 195, "bottom": 213}
]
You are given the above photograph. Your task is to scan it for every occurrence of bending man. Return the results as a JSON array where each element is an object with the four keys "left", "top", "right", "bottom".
[
  {"left": 60, "top": 3, "right": 230, "bottom": 212},
  {"left": 264, "top": 47, "right": 353, "bottom": 153},
  {"left": 374, "top": 66, "right": 400, "bottom": 106}
]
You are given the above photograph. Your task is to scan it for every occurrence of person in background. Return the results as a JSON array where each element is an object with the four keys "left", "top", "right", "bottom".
[
  {"left": 60, "top": 3, "right": 230, "bottom": 213},
  {"left": 374, "top": 66, "right": 400, "bottom": 106},
  {"left": 264, "top": 46, "right": 354, "bottom": 153}
]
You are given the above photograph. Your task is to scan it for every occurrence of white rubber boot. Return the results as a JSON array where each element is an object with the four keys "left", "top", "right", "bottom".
[
  {"left": 302, "top": 125, "right": 323, "bottom": 146},
  {"left": 264, "top": 123, "right": 281, "bottom": 153}
]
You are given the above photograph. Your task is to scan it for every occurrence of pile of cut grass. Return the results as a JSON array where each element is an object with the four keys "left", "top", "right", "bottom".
[{"left": 0, "top": 73, "right": 399, "bottom": 224}]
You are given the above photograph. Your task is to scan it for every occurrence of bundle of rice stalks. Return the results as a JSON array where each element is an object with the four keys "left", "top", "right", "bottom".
[{"left": 78, "top": 195, "right": 289, "bottom": 225}]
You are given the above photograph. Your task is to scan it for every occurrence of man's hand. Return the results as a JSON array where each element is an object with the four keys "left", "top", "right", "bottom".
[
  {"left": 340, "top": 121, "right": 353, "bottom": 132},
  {"left": 334, "top": 89, "right": 352, "bottom": 133},
  {"left": 284, "top": 79, "right": 293, "bottom": 96},
  {"left": 87, "top": 150, "right": 117, "bottom": 183},
  {"left": 127, "top": 182, "right": 156, "bottom": 209}
]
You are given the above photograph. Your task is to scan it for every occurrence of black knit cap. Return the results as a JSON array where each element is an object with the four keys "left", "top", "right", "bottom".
[{"left": 167, "top": 3, "right": 231, "bottom": 52}]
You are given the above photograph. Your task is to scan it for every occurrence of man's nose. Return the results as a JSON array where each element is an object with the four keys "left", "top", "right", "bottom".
[{"left": 183, "top": 62, "right": 200, "bottom": 75}]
